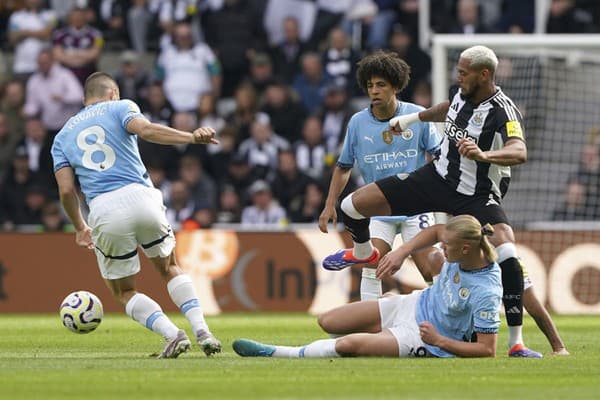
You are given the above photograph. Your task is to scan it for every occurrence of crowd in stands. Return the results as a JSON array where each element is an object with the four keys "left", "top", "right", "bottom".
[{"left": 1, "top": 0, "right": 600, "bottom": 232}]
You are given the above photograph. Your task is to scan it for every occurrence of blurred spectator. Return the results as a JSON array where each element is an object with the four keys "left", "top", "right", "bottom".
[
  {"left": 178, "top": 153, "right": 217, "bottom": 211},
  {"left": 140, "top": 81, "right": 173, "bottom": 125},
  {"left": 205, "top": 124, "right": 237, "bottom": 184},
  {"left": 52, "top": 6, "right": 103, "bottom": 85},
  {"left": 241, "top": 179, "right": 287, "bottom": 227},
  {"left": 271, "top": 149, "right": 314, "bottom": 220},
  {"left": 156, "top": 22, "right": 222, "bottom": 112},
  {"left": 0, "top": 145, "right": 45, "bottom": 230},
  {"left": 146, "top": 158, "right": 171, "bottom": 204},
  {"left": 294, "top": 116, "right": 328, "bottom": 180},
  {"left": 260, "top": 80, "right": 307, "bottom": 143},
  {"left": 203, "top": 0, "right": 268, "bottom": 97},
  {"left": 23, "top": 49, "right": 83, "bottom": 134},
  {"left": 449, "top": 0, "right": 493, "bottom": 34},
  {"left": 8, "top": 0, "right": 57, "bottom": 81},
  {"left": 1, "top": 79, "right": 26, "bottom": 132},
  {"left": 412, "top": 79, "right": 432, "bottom": 108},
  {"left": 215, "top": 184, "right": 242, "bottom": 224},
  {"left": 338, "top": 0, "right": 377, "bottom": 51},
  {"left": 366, "top": 0, "right": 398, "bottom": 50},
  {"left": 165, "top": 179, "right": 196, "bottom": 231},
  {"left": 546, "top": 0, "right": 596, "bottom": 33},
  {"left": 0, "top": 112, "right": 19, "bottom": 183},
  {"left": 315, "top": 81, "right": 354, "bottom": 155},
  {"left": 92, "top": 0, "right": 128, "bottom": 50},
  {"left": 222, "top": 152, "right": 258, "bottom": 206},
  {"left": 270, "top": 16, "right": 308, "bottom": 84},
  {"left": 321, "top": 27, "right": 359, "bottom": 95},
  {"left": 394, "top": 0, "right": 420, "bottom": 40},
  {"left": 18, "top": 117, "right": 53, "bottom": 187},
  {"left": 156, "top": 0, "right": 204, "bottom": 49},
  {"left": 197, "top": 93, "right": 225, "bottom": 137},
  {"left": 113, "top": 50, "right": 150, "bottom": 104},
  {"left": 237, "top": 112, "right": 290, "bottom": 181},
  {"left": 40, "top": 200, "right": 69, "bottom": 232},
  {"left": 292, "top": 52, "right": 330, "bottom": 114},
  {"left": 496, "top": 0, "right": 534, "bottom": 33},
  {"left": 127, "top": 0, "right": 152, "bottom": 54},
  {"left": 388, "top": 24, "right": 431, "bottom": 102},
  {"left": 171, "top": 111, "right": 208, "bottom": 162},
  {"left": 226, "top": 83, "right": 259, "bottom": 144},
  {"left": 553, "top": 128, "right": 600, "bottom": 220},
  {"left": 290, "top": 181, "right": 325, "bottom": 223},
  {"left": 0, "top": 1, "right": 23, "bottom": 51},
  {"left": 245, "top": 52, "right": 276, "bottom": 99}
]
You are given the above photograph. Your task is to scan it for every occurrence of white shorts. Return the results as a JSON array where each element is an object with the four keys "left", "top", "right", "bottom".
[
  {"left": 88, "top": 184, "right": 175, "bottom": 280},
  {"left": 378, "top": 290, "right": 431, "bottom": 357},
  {"left": 370, "top": 213, "right": 435, "bottom": 247}
]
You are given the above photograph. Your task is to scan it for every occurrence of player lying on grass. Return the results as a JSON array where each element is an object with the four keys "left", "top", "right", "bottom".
[{"left": 234, "top": 215, "right": 502, "bottom": 358}]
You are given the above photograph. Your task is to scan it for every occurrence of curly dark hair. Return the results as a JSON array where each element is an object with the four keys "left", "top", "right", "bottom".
[{"left": 356, "top": 51, "right": 411, "bottom": 94}]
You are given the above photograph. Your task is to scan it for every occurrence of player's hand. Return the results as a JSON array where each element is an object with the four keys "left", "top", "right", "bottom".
[
  {"left": 389, "top": 115, "right": 412, "bottom": 135},
  {"left": 192, "top": 127, "right": 219, "bottom": 145},
  {"left": 75, "top": 226, "right": 94, "bottom": 250},
  {"left": 419, "top": 321, "right": 442, "bottom": 346},
  {"left": 376, "top": 248, "right": 408, "bottom": 279},
  {"left": 456, "top": 138, "right": 487, "bottom": 161},
  {"left": 318, "top": 205, "right": 337, "bottom": 233}
]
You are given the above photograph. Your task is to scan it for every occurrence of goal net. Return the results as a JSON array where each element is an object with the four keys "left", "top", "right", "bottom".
[{"left": 432, "top": 35, "right": 600, "bottom": 313}]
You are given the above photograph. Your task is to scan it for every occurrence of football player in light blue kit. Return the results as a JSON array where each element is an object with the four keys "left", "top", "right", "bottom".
[
  {"left": 233, "top": 215, "right": 502, "bottom": 358},
  {"left": 52, "top": 72, "right": 221, "bottom": 359},
  {"left": 319, "top": 51, "right": 443, "bottom": 299}
]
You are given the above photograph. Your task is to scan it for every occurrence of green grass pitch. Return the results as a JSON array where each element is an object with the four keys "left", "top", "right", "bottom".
[{"left": 1, "top": 313, "right": 598, "bottom": 399}]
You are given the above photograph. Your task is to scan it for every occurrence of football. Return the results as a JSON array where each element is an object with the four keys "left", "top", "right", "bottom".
[{"left": 59, "top": 291, "right": 104, "bottom": 334}]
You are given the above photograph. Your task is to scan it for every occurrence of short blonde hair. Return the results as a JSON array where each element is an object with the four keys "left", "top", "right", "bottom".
[
  {"left": 445, "top": 215, "right": 497, "bottom": 262},
  {"left": 460, "top": 45, "right": 498, "bottom": 74}
]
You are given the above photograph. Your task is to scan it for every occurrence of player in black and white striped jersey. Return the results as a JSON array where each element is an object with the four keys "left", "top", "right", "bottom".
[{"left": 323, "top": 45, "right": 568, "bottom": 357}]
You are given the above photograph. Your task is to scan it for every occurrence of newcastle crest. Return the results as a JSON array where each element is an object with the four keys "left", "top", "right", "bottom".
[{"left": 470, "top": 112, "right": 484, "bottom": 127}]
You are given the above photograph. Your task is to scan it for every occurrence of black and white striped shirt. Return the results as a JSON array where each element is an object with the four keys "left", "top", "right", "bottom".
[{"left": 434, "top": 86, "right": 525, "bottom": 199}]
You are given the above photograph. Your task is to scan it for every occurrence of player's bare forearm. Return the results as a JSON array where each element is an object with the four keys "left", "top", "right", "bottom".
[
  {"left": 483, "top": 139, "right": 527, "bottom": 166},
  {"left": 421, "top": 323, "right": 497, "bottom": 357},
  {"left": 324, "top": 166, "right": 352, "bottom": 207},
  {"left": 55, "top": 168, "right": 87, "bottom": 231},
  {"left": 419, "top": 101, "right": 450, "bottom": 123},
  {"left": 457, "top": 138, "right": 526, "bottom": 166},
  {"left": 129, "top": 118, "right": 216, "bottom": 145}
]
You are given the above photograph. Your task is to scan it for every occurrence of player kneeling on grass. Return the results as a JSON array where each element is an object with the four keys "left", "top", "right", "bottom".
[{"left": 233, "top": 215, "right": 502, "bottom": 358}]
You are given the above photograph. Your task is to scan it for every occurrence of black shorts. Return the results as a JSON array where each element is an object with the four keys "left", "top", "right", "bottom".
[{"left": 375, "top": 163, "right": 510, "bottom": 226}]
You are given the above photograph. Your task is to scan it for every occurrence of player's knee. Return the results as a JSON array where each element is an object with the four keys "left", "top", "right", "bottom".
[
  {"left": 317, "top": 311, "right": 336, "bottom": 333},
  {"left": 426, "top": 248, "right": 445, "bottom": 278},
  {"left": 489, "top": 223, "right": 515, "bottom": 246},
  {"left": 340, "top": 194, "right": 365, "bottom": 220},
  {"left": 335, "top": 336, "right": 359, "bottom": 356}
]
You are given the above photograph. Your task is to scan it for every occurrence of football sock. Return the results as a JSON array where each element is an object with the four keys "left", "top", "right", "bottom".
[
  {"left": 125, "top": 293, "right": 179, "bottom": 341},
  {"left": 272, "top": 339, "right": 339, "bottom": 358},
  {"left": 360, "top": 268, "right": 382, "bottom": 300},
  {"left": 167, "top": 274, "right": 210, "bottom": 334},
  {"left": 496, "top": 243, "right": 525, "bottom": 346},
  {"left": 340, "top": 195, "right": 371, "bottom": 258}
]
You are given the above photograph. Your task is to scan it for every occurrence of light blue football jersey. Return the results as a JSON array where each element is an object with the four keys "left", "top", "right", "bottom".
[
  {"left": 51, "top": 100, "right": 152, "bottom": 202},
  {"left": 337, "top": 102, "right": 440, "bottom": 223},
  {"left": 416, "top": 261, "right": 503, "bottom": 358}
]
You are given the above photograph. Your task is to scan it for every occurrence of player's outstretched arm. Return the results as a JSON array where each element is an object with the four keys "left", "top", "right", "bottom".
[
  {"left": 127, "top": 117, "right": 219, "bottom": 145},
  {"left": 419, "top": 322, "right": 497, "bottom": 357},
  {"left": 55, "top": 167, "right": 94, "bottom": 250},
  {"left": 390, "top": 101, "right": 450, "bottom": 133},
  {"left": 376, "top": 224, "right": 443, "bottom": 279},
  {"left": 319, "top": 166, "right": 352, "bottom": 233}
]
